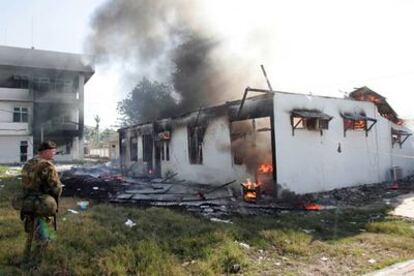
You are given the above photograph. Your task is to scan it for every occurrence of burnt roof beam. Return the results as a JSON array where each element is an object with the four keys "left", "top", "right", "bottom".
[{"left": 237, "top": 87, "right": 282, "bottom": 119}]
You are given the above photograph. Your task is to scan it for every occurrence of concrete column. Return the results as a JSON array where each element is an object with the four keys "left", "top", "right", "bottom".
[
  {"left": 72, "top": 137, "right": 79, "bottom": 160},
  {"left": 78, "top": 74, "right": 85, "bottom": 159}
]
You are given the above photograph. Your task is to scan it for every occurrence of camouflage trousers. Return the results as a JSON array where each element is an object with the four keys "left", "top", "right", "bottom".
[{"left": 23, "top": 216, "right": 54, "bottom": 266}]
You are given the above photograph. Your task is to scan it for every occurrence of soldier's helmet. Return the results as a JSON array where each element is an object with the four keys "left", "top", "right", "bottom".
[{"left": 38, "top": 141, "right": 57, "bottom": 152}]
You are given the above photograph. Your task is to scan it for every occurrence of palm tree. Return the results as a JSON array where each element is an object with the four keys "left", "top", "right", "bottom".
[{"left": 94, "top": 115, "right": 101, "bottom": 146}]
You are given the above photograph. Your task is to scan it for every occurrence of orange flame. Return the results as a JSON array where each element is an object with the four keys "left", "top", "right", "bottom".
[
  {"left": 354, "top": 120, "right": 366, "bottom": 129},
  {"left": 242, "top": 178, "right": 259, "bottom": 202},
  {"left": 258, "top": 163, "right": 273, "bottom": 174},
  {"left": 242, "top": 178, "right": 258, "bottom": 189}
]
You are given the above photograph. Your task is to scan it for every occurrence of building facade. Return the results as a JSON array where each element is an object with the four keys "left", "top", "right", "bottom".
[
  {"left": 0, "top": 45, "right": 94, "bottom": 163},
  {"left": 119, "top": 88, "right": 414, "bottom": 195}
]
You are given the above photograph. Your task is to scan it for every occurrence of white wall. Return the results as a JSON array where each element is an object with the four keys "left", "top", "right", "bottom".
[
  {"left": 273, "top": 92, "right": 414, "bottom": 194},
  {"left": 90, "top": 148, "right": 110, "bottom": 157},
  {"left": 0, "top": 101, "right": 32, "bottom": 135},
  {"left": 161, "top": 117, "right": 253, "bottom": 185},
  {"left": 0, "top": 136, "right": 33, "bottom": 163},
  {"left": 0, "top": 88, "right": 31, "bottom": 101}
]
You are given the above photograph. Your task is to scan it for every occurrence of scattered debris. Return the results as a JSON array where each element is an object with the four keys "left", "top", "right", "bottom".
[
  {"left": 210, "top": 218, "right": 233, "bottom": 224},
  {"left": 77, "top": 201, "right": 89, "bottom": 210},
  {"left": 229, "top": 263, "right": 241, "bottom": 274},
  {"left": 59, "top": 161, "right": 414, "bottom": 217},
  {"left": 181, "top": 261, "right": 190, "bottom": 267},
  {"left": 236, "top": 241, "right": 250, "bottom": 249},
  {"left": 306, "top": 176, "right": 414, "bottom": 207},
  {"left": 124, "top": 219, "right": 136, "bottom": 227}
]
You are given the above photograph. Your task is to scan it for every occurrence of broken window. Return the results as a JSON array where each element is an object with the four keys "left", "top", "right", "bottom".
[
  {"left": 231, "top": 128, "right": 246, "bottom": 165},
  {"left": 342, "top": 112, "right": 377, "bottom": 137},
  {"left": 130, "top": 137, "right": 138, "bottom": 161},
  {"left": 166, "top": 142, "right": 170, "bottom": 161},
  {"left": 391, "top": 129, "right": 412, "bottom": 148},
  {"left": 230, "top": 121, "right": 253, "bottom": 165},
  {"left": 65, "top": 142, "right": 71, "bottom": 154},
  {"left": 20, "top": 141, "right": 28, "bottom": 162},
  {"left": 142, "top": 134, "right": 153, "bottom": 163},
  {"left": 13, "top": 107, "right": 28, "bottom": 122},
  {"left": 156, "top": 131, "right": 171, "bottom": 162},
  {"left": 160, "top": 141, "right": 170, "bottom": 161},
  {"left": 292, "top": 117, "right": 305, "bottom": 129},
  {"left": 12, "top": 75, "right": 29, "bottom": 89},
  {"left": 188, "top": 126, "right": 205, "bottom": 164},
  {"left": 161, "top": 142, "right": 165, "bottom": 160},
  {"left": 290, "top": 110, "right": 332, "bottom": 136}
]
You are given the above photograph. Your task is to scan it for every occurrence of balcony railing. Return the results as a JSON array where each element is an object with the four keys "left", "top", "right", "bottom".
[
  {"left": 35, "top": 92, "right": 77, "bottom": 103},
  {"left": 43, "top": 120, "right": 79, "bottom": 133},
  {"left": 0, "top": 122, "right": 30, "bottom": 135},
  {"left": 0, "top": 88, "right": 31, "bottom": 101}
]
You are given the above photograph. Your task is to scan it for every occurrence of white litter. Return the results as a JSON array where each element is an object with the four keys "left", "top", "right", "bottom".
[
  {"left": 368, "top": 259, "right": 376, "bottom": 264},
  {"left": 68, "top": 209, "right": 79, "bottom": 214},
  {"left": 303, "top": 229, "right": 315, "bottom": 234},
  {"left": 77, "top": 201, "right": 89, "bottom": 210},
  {"left": 210, "top": 218, "right": 233, "bottom": 224},
  {"left": 125, "top": 219, "right": 136, "bottom": 227},
  {"left": 236, "top": 241, "right": 250, "bottom": 249},
  {"left": 321, "top": 257, "right": 329, "bottom": 262},
  {"left": 93, "top": 187, "right": 99, "bottom": 190}
]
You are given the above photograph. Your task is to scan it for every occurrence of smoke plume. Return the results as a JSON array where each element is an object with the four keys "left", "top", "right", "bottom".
[{"left": 86, "top": 0, "right": 268, "bottom": 116}]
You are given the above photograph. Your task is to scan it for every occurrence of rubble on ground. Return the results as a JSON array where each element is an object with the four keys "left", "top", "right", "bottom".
[
  {"left": 60, "top": 162, "right": 414, "bottom": 217},
  {"left": 60, "top": 162, "right": 291, "bottom": 217},
  {"left": 306, "top": 176, "right": 414, "bottom": 207}
]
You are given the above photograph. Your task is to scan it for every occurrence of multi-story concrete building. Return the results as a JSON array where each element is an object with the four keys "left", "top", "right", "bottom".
[{"left": 0, "top": 45, "right": 94, "bottom": 163}]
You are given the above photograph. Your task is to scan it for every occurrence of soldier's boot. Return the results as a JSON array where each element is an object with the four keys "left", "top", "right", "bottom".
[
  {"left": 31, "top": 240, "right": 49, "bottom": 267},
  {"left": 22, "top": 217, "right": 35, "bottom": 266}
]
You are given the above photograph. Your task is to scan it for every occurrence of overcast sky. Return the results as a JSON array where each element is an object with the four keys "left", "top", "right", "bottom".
[{"left": 1, "top": 0, "right": 414, "bottom": 129}]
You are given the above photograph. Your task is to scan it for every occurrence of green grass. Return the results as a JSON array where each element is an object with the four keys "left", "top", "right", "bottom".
[
  {"left": 0, "top": 166, "right": 9, "bottom": 176},
  {"left": 1, "top": 176, "right": 414, "bottom": 275}
]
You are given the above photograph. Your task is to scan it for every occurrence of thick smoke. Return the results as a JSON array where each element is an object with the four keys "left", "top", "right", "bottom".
[
  {"left": 86, "top": 0, "right": 261, "bottom": 117},
  {"left": 87, "top": 0, "right": 276, "bottom": 174},
  {"left": 230, "top": 119, "right": 273, "bottom": 175}
]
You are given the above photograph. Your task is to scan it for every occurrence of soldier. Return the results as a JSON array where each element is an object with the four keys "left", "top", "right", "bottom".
[{"left": 20, "top": 141, "right": 62, "bottom": 267}]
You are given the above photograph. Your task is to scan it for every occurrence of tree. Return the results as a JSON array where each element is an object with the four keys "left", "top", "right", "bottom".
[
  {"left": 117, "top": 77, "right": 178, "bottom": 125},
  {"left": 84, "top": 125, "right": 116, "bottom": 148}
]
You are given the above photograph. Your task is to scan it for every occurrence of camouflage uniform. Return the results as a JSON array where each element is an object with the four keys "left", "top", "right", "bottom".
[{"left": 21, "top": 157, "right": 62, "bottom": 265}]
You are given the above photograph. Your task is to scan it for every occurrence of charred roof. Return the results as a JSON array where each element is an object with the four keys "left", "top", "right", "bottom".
[
  {"left": 0, "top": 45, "right": 94, "bottom": 82},
  {"left": 119, "top": 93, "right": 274, "bottom": 132},
  {"left": 349, "top": 86, "right": 401, "bottom": 124}
]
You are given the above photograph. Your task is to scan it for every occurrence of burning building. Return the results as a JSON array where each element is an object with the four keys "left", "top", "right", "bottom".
[
  {"left": 119, "top": 86, "right": 414, "bottom": 198},
  {"left": 0, "top": 45, "right": 94, "bottom": 163}
]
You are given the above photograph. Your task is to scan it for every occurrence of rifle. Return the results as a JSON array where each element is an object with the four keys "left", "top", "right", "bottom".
[
  {"left": 53, "top": 215, "right": 57, "bottom": 231},
  {"left": 53, "top": 196, "right": 59, "bottom": 231}
]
